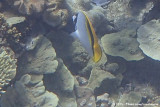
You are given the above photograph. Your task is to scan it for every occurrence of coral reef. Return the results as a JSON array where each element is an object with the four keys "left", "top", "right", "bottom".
[
  {"left": 1, "top": 74, "right": 59, "bottom": 107},
  {"left": 18, "top": 35, "right": 58, "bottom": 74},
  {"left": 0, "top": 46, "right": 17, "bottom": 95},
  {"left": 101, "top": 29, "right": 144, "bottom": 61},
  {"left": 43, "top": 0, "right": 69, "bottom": 28},
  {"left": 105, "top": 0, "right": 154, "bottom": 30},
  {"left": 65, "top": 0, "right": 154, "bottom": 34},
  {"left": 13, "top": 0, "right": 45, "bottom": 15},
  {"left": 137, "top": 19, "right": 160, "bottom": 60},
  {"left": 1, "top": 0, "right": 160, "bottom": 107}
]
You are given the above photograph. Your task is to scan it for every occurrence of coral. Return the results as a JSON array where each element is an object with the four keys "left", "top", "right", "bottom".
[
  {"left": 43, "top": 58, "right": 76, "bottom": 106},
  {"left": 137, "top": 19, "right": 160, "bottom": 60},
  {"left": 1, "top": 74, "right": 59, "bottom": 107},
  {"left": 45, "top": 58, "right": 74, "bottom": 92},
  {"left": 105, "top": 0, "right": 154, "bottom": 30},
  {"left": 0, "top": 46, "right": 17, "bottom": 95},
  {"left": 6, "top": 16, "right": 26, "bottom": 26},
  {"left": 43, "top": 9, "right": 68, "bottom": 28},
  {"left": 0, "top": 13, "right": 22, "bottom": 45},
  {"left": 101, "top": 29, "right": 144, "bottom": 61},
  {"left": 43, "top": 0, "right": 69, "bottom": 28},
  {"left": 13, "top": 0, "right": 45, "bottom": 15},
  {"left": 18, "top": 34, "right": 58, "bottom": 74}
]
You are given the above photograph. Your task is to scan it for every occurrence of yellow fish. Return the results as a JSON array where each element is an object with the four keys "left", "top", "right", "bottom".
[{"left": 71, "top": 11, "right": 102, "bottom": 62}]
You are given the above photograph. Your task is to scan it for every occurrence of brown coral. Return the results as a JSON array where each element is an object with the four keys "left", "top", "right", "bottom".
[
  {"left": 43, "top": 9, "right": 68, "bottom": 28},
  {"left": 43, "top": 0, "right": 69, "bottom": 28},
  {"left": 14, "top": 0, "right": 45, "bottom": 15},
  {"left": 0, "top": 13, "right": 22, "bottom": 45}
]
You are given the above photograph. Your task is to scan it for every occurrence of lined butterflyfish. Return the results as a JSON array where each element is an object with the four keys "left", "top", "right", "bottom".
[{"left": 70, "top": 11, "right": 102, "bottom": 62}]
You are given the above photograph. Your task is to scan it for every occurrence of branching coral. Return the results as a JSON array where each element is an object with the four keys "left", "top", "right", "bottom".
[{"left": 0, "top": 46, "right": 17, "bottom": 95}]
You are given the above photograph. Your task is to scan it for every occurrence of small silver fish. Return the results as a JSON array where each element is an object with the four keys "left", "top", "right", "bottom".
[{"left": 25, "top": 35, "right": 41, "bottom": 51}]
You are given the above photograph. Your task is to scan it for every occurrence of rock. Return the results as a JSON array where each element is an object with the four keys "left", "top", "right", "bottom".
[
  {"left": 65, "top": 0, "right": 92, "bottom": 13},
  {"left": 0, "top": 46, "right": 17, "bottom": 95},
  {"left": 137, "top": 19, "right": 160, "bottom": 61},
  {"left": 96, "top": 93, "right": 116, "bottom": 107},
  {"left": 76, "top": 76, "right": 88, "bottom": 86},
  {"left": 43, "top": 0, "right": 69, "bottom": 28},
  {"left": 105, "top": 63, "right": 119, "bottom": 74},
  {"left": 43, "top": 9, "right": 68, "bottom": 28},
  {"left": 105, "top": 0, "right": 154, "bottom": 30},
  {"left": 145, "top": 96, "right": 160, "bottom": 107},
  {"left": 88, "top": 67, "right": 121, "bottom": 95},
  {"left": 44, "top": 59, "right": 76, "bottom": 107},
  {"left": 18, "top": 35, "right": 58, "bottom": 74},
  {"left": 58, "top": 92, "right": 77, "bottom": 107},
  {"left": 71, "top": 40, "right": 90, "bottom": 72},
  {"left": 101, "top": 29, "right": 144, "bottom": 61},
  {"left": 55, "top": 59, "right": 75, "bottom": 92},
  {"left": 13, "top": 0, "right": 45, "bottom": 15},
  {"left": 75, "top": 86, "right": 96, "bottom": 107},
  {"left": 116, "top": 91, "right": 142, "bottom": 107},
  {"left": 1, "top": 74, "right": 59, "bottom": 107}
]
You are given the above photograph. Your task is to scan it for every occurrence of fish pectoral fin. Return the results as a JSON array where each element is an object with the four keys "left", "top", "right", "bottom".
[{"left": 70, "top": 30, "right": 79, "bottom": 39}]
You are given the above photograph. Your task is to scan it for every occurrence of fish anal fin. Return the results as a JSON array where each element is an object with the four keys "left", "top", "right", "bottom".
[{"left": 70, "top": 30, "right": 79, "bottom": 39}]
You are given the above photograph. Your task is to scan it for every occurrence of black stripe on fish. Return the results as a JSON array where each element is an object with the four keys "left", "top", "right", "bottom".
[{"left": 85, "top": 17, "right": 95, "bottom": 56}]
